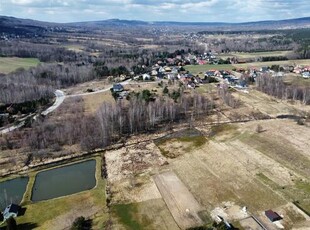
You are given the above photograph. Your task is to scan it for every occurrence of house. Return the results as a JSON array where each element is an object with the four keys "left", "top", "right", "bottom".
[
  {"left": 302, "top": 72, "right": 310, "bottom": 79},
  {"left": 171, "top": 67, "right": 179, "bottom": 74},
  {"left": 112, "top": 84, "right": 124, "bottom": 92},
  {"left": 260, "top": 66, "right": 269, "bottom": 72},
  {"left": 151, "top": 70, "right": 158, "bottom": 76},
  {"left": 164, "top": 67, "right": 172, "bottom": 72},
  {"left": 265, "top": 210, "right": 282, "bottom": 222},
  {"left": 205, "top": 71, "right": 216, "bottom": 77},
  {"left": 2, "top": 204, "right": 20, "bottom": 221},
  {"left": 142, "top": 73, "right": 151, "bottom": 80},
  {"left": 159, "top": 67, "right": 165, "bottom": 73}
]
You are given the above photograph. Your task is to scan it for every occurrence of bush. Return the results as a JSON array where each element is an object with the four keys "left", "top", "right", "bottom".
[
  {"left": 163, "top": 86, "right": 169, "bottom": 94},
  {"left": 297, "top": 118, "right": 305, "bottom": 125},
  {"left": 71, "top": 216, "right": 86, "bottom": 230}
]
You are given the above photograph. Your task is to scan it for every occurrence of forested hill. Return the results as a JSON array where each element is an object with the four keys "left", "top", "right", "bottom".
[
  {"left": 0, "top": 15, "right": 310, "bottom": 34},
  {"left": 74, "top": 17, "right": 310, "bottom": 29}
]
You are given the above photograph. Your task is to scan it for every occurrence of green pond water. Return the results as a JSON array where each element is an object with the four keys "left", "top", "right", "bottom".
[
  {"left": 31, "top": 160, "right": 96, "bottom": 202},
  {"left": 0, "top": 177, "right": 29, "bottom": 210}
]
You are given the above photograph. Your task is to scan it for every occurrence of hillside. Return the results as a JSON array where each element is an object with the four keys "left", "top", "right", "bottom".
[{"left": 0, "top": 15, "right": 310, "bottom": 35}]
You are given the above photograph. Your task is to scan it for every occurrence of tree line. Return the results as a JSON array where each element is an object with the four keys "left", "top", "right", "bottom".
[
  {"left": 256, "top": 74, "right": 310, "bottom": 105},
  {"left": 0, "top": 93, "right": 214, "bottom": 155}
]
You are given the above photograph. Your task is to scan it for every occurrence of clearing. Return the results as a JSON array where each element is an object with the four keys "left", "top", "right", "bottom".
[{"left": 0, "top": 57, "right": 40, "bottom": 74}]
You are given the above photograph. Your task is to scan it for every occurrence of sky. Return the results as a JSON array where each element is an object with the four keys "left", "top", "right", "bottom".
[{"left": 0, "top": 0, "right": 309, "bottom": 23}]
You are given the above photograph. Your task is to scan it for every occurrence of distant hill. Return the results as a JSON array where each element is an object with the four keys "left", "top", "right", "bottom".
[
  {"left": 72, "top": 17, "right": 310, "bottom": 30},
  {"left": 0, "top": 15, "right": 310, "bottom": 35}
]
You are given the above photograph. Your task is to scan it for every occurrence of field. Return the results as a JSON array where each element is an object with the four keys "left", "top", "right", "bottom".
[
  {"left": 234, "top": 59, "right": 310, "bottom": 69},
  {"left": 0, "top": 57, "right": 40, "bottom": 74},
  {"left": 2, "top": 156, "right": 108, "bottom": 230},
  {"left": 154, "top": 171, "right": 204, "bottom": 229},
  {"left": 218, "top": 50, "right": 293, "bottom": 60},
  {"left": 185, "top": 59, "right": 310, "bottom": 76},
  {"left": 283, "top": 74, "right": 310, "bottom": 87},
  {"left": 105, "top": 86, "right": 310, "bottom": 229},
  {"left": 106, "top": 119, "right": 310, "bottom": 229},
  {"left": 232, "top": 89, "right": 310, "bottom": 117},
  {"left": 185, "top": 64, "right": 234, "bottom": 75}
]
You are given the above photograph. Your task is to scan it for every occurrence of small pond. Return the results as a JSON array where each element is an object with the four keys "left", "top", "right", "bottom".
[
  {"left": 0, "top": 177, "right": 29, "bottom": 210},
  {"left": 31, "top": 160, "right": 96, "bottom": 202}
]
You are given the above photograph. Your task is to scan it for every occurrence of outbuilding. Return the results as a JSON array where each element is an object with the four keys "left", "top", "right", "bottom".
[
  {"left": 112, "top": 84, "right": 124, "bottom": 92},
  {"left": 2, "top": 204, "right": 20, "bottom": 221},
  {"left": 265, "top": 209, "right": 282, "bottom": 222}
]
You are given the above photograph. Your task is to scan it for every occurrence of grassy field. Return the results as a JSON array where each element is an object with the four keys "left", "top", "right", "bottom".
[
  {"left": 0, "top": 57, "right": 40, "bottom": 74},
  {"left": 185, "top": 64, "right": 234, "bottom": 75},
  {"left": 63, "top": 44, "right": 85, "bottom": 52},
  {"left": 5, "top": 156, "right": 108, "bottom": 230},
  {"left": 185, "top": 59, "right": 310, "bottom": 75},
  {"left": 283, "top": 74, "right": 310, "bottom": 87},
  {"left": 234, "top": 59, "right": 310, "bottom": 69},
  {"left": 112, "top": 199, "right": 179, "bottom": 230},
  {"left": 218, "top": 50, "right": 292, "bottom": 60}
]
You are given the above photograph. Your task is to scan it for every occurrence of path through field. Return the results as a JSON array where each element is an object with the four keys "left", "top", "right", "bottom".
[{"left": 154, "top": 171, "right": 204, "bottom": 229}]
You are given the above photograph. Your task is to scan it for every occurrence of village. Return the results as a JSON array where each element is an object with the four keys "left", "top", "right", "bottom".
[{"left": 110, "top": 51, "right": 310, "bottom": 99}]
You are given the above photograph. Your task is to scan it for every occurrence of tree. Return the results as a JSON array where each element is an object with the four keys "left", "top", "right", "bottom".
[
  {"left": 163, "top": 86, "right": 169, "bottom": 95},
  {"left": 71, "top": 216, "right": 86, "bottom": 230},
  {"left": 6, "top": 217, "right": 17, "bottom": 230},
  {"left": 141, "top": 90, "right": 153, "bottom": 102}
]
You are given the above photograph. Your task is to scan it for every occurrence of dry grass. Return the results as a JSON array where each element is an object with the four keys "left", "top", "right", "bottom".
[
  {"left": 218, "top": 51, "right": 292, "bottom": 60},
  {"left": 233, "top": 59, "right": 310, "bottom": 69},
  {"left": 233, "top": 89, "right": 310, "bottom": 116},
  {"left": 82, "top": 91, "right": 115, "bottom": 113},
  {"left": 283, "top": 74, "right": 310, "bottom": 87}
]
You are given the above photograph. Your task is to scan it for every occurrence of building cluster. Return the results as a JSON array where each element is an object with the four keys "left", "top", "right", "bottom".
[{"left": 293, "top": 66, "right": 310, "bottom": 78}]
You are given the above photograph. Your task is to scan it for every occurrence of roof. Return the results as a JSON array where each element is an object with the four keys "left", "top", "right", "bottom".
[
  {"left": 3, "top": 204, "right": 20, "bottom": 220},
  {"left": 113, "top": 84, "right": 124, "bottom": 89},
  {"left": 265, "top": 210, "right": 281, "bottom": 222}
]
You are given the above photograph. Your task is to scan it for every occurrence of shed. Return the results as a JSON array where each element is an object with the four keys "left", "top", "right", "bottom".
[
  {"left": 265, "top": 209, "right": 282, "bottom": 222},
  {"left": 3, "top": 204, "right": 20, "bottom": 220},
  {"left": 112, "top": 84, "right": 124, "bottom": 92}
]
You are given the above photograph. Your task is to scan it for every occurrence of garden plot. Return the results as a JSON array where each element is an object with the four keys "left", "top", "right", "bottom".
[{"left": 154, "top": 171, "right": 204, "bottom": 229}]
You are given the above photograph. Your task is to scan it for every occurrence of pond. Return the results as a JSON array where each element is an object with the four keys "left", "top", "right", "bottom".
[
  {"left": 31, "top": 160, "right": 96, "bottom": 202},
  {"left": 0, "top": 177, "right": 29, "bottom": 210}
]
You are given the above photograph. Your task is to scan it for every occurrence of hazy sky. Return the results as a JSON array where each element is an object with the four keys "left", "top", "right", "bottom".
[{"left": 0, "top": 0, "right": 309, "bottom": 23}]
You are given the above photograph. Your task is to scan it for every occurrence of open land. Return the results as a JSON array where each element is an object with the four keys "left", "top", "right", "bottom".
[
  {"left": 0, "top": 57, "right": 40, "bottom": 74},
  {"left": 104, "top": 83, "right": 310, "bottom": 229},
  {"left": 185, "top": 59, "right": 310, "bottom": 75},
  {"left": 218, "top": 50, "right": 293, "bottom": 60}
]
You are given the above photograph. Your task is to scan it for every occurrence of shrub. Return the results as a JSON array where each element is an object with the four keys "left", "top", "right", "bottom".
[{"left": 71, "top": 216, "right": 86, "bottom": 230}]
